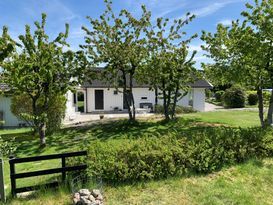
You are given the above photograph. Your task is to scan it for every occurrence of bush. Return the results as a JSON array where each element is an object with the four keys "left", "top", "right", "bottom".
[
  {"left": 205, "top": 89, "right": 212, "bottom": 99},
  {"left": 214, "top": 90, "right": 225, "bottom": 102},
  {"left": 11, "top": 94, "right": 66, "bottom": 134},
  {"left": 70, "top": 127, "right": 273, "bottom": 182},
  {"left": 222, "top": 86, "right": 246, "bottom": 108},
  {"left": 0, "top": 137, "right": 17, "bottom": 157},
  {"left": 155, "top": 105, "right": 196, "bottom": 114},
  {"left": 247, "top": 93, "right": 258, "bottom": 105},
  {"left": 263, "top": 90, "right": 271, "bottom": 105}
]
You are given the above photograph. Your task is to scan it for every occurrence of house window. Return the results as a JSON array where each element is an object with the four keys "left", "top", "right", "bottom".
[
  {"left": 141, "top": 97, "right": 148, "bottom": 100},
  {"left": 113, "top": 90, "right": 118, "bottom": 95}
]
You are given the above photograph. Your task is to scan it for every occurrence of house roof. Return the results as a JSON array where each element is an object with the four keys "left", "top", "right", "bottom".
[
  {"left": 82, "top": 68, "right": 213, "bottom": 89},
  {"left": 82, "top": 78, "right": 212, "bottom": 89}
]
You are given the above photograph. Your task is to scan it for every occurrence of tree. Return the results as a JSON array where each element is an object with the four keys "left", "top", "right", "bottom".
[
  {"left": 202, "top": 0, "right": 273, "bottom": 127},
  {"left": 2, "top": 14, "right": 80, "bottom": 146},
  {"left": 10, "top": 94, "right": 67, "bottom": 134},
  {"left": 143, "top": 15, "right": 198, "bottom": 120},
  {"left": 81, "top": 0, "right": 151, "bottom": 122},
  {"left": 0, "top": 26, "right": 15, "bottom": 62}
]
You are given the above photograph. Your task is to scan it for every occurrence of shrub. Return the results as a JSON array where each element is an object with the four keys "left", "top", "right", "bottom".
[
  {"left": 247, "top": 93, "right": 258, "bottom": 105},
  {"left": 222, "top": 86, "right": 246, "bottom": 108},
  {"left": 205, "top": 89, "right": 212, "bottom": 99},
  {"left": 0, "top": 137, "right": 17, "bottom": 157},
  {"left": 214, "top": 90, "right": 225, "bottom": 102},
  {"left": 11, "top": 94, "right": 66, "bottom": 134},
  {"left": 263, "top": 90, "right": 271, "bottom": 105},
  {"left": 155, "top": 105, "right": 196, "bottom": 114},
  {"left": 69, "top": 127, "right": 273, "bottom": 182}
]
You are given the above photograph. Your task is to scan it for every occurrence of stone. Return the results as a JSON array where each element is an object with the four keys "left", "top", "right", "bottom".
[
  {"left": 89, "top": 194, "right": 96, "bottom": 202},
  {"left": 95, "top": 200, "right": 102, "bottom": 205},
  {"left": 79, "top": 189, "right": 91, "bottom": 196},
  {"left": 73, "top": 197, "right": 81, "bottom": 205},
  {"left": 80, "top": 196, "right": 92, "bottom": 205},
  {"left": 91, "top": 189, "right": 101, "bottom": 197},
  {"left": 74, "top": 192, "right": 81, "bottom": 200},
  {"left": 96, "top": 194, "right": 103, "bottom": 201}
]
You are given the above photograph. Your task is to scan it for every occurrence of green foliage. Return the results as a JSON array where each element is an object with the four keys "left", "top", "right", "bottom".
[
  {"left": 81, "top": 1, "right": 151, "bottom": 121},
  {"left": 2, "top": 13, "right": 81, "bottom": 146},
  {"left": 0, "top": 136, "right": 16, "bottom": 157},
  {"left": 10, "top": 94, "right": 66, "bottom": 134},
  {"left": 76, "top": 127, "right": 272, "bottom": 182},
  {"left": 247, "top": 93, "right": 258, "bottom": 105},
  {"left": 155, "top": 104, "right": 196, "bottom": 114},
  {"left": 46, "top": 95, "right": 66, "bottom": 134},
  {"left": 205, "top": 89, "right": 212, "bottom": 99},
  {"left": 215, "top": 90, "right": 225, "bottom": 102},
  {"left": 202, "top": 1, "right": 273, "bottom": 126},
  {"left": 144, "top": 14, "right": 198, "bottom": 121},
  {"left": 222, "top": 86, "right": 246, "bottom": 108}
]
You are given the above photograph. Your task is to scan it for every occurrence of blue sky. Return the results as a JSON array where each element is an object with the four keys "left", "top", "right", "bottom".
[{"left": 0, "top": 0, "right": 250, "bottom": 68}]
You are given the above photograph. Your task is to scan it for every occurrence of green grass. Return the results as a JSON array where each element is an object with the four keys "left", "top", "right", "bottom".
[
  {"left": 0, "top": 128, "right": 31, "bottom": 136},
  {"left": 6, "top": 158, "right": 273, "bottom": 205},
  {"left": 0, "top": 110, "right": 267, "bottom": 204},
  {"left": 183, "top": 110, "right": 260, "bottom": 127}
]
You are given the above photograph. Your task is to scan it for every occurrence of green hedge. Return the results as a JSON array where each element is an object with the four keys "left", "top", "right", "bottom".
[
  {"left": 223, "top": 86, "right": 246, "bottom": 108},
  {"left": 73, "top": 127, "right": 273, "bottom": 182},
  {"left": 215, "top": 90, "right": 225, "bottom": 102},
  {"left": 155, "top": 104, "right": 196, "bottom": 114}
]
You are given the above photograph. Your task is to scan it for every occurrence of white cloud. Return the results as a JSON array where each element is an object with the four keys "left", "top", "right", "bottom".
[
  {"left": 191, "top": 0, "right": 244, "bottom": 18},
  {"left": 218, "top": 19, "right": 232, "bottom": 26}
]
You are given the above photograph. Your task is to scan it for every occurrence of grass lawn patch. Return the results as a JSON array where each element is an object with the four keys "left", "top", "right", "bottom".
[
  {"left": 0, "top": 110, "right": 268, "bottom": 204},
  {"left": 6, "top": 158, "right": 273, "bottom": 205},
  {"left": 183, "top": 110, "right": 260, "bottom": 127}
]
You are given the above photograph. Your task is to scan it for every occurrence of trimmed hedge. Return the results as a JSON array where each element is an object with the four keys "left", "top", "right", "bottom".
[
  {"left": 248, "top": 93, "right": 258, "bottom": 105},
  {"left": 155, "top": 104, "right": 196, "bottom": 114},
  {"left": 223, "top": 86, "right": 246, "bottom": 108},
  {"left": 74, "top": 127, "right": 273, "bottom": 182}
]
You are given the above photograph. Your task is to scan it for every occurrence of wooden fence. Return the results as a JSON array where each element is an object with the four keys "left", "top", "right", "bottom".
[
  {"left": 9, "top": 151, "right": 87, "bottom": 197},
  {"left": 0, "top": 158, "right": 6, "bottom": 202}
]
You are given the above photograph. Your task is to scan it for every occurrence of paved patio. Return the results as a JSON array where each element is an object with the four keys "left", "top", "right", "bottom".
[{"left": 63, "top": 112, "right": 155, "bottom": 126}]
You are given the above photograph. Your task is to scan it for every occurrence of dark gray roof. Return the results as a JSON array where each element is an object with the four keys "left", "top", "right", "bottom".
[
  {"left": 82, "top": 69, "right": 213, "bottom": 89},
  {"left": 189, "top": 79, "right": 213, "bottom": 89},
  {"left": 83, "top": 78, "right": 212, "bottom": 89}
]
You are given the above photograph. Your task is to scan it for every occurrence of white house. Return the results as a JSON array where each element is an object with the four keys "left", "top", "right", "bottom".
[
  {"left": 0, "top": 83, "right": 26, "bottom": 127},
  {"left": 65, "top": 77, "right": 212, "bottom": 121},
  {"left": 0, "top": 77, "right": 212, "bottom": 127}
]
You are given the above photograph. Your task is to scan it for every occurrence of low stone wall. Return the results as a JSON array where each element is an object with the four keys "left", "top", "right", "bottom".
[{"left": 73, "top": 189, "right": 103, "bottom": 205}]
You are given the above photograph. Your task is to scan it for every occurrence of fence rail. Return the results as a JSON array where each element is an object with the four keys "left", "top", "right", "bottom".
[{"left": 9, "top": 151, "right": 87, "bottom": 197}]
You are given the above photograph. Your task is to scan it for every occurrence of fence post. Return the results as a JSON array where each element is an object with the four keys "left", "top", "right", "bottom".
[
  {"left": 9, "top": 157, "right": 16, "bottom": 197},
  {"left": 61, "top": 157, "right": 66, "bottom": 183},
  {"left": 0, "top": 158, "right": 6, "bottom": 202}
]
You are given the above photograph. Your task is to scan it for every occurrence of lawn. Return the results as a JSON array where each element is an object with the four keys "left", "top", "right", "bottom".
[
  {"left": 183, "top": 110, "right": 260, "bottom": 127},
  {"left": 0, "top": 110, "right": 269, "bottom": 204}
]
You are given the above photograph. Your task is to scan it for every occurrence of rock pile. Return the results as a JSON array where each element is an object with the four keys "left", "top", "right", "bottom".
[{"left": 73, "top": 189, "right": 103, "bottom": 205}]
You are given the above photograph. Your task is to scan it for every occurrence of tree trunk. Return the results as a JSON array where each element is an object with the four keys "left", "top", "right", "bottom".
[
  {"left": 122, "top": 71, "right": 133, "bottom": 121},
  {"left": 39, "top": 123, "right": 46, "bottom": 147},
  {"left": 129, "top": 73, "right": 136, "bottom": 121},
  {"left": 257, "top": 88, "right": 265, "bottom": 127},
  {"left": 162, "top": 80, "right": 170, "bottom": 121},
  {"left": 155, "top": 87, "right": 158, "bottom": 113},
  {"left": 267, "top": 89, "right": 273, "bottom": 125},
  {"left": 171, "top": 84, "right": 179, "bottom": 120}
]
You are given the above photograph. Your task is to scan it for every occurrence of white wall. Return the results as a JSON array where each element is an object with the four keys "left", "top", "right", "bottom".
[
  {"left": 0, "top": 96, "right": 23, "bottom": 127},
  {"left": 67, "top": 87, "right": 206, "bottom": 113},
  {"left": 192, "top": 88, "right": 205, "bottom": 112},
  {"left": 65, "top": 91, "right": 77, "bottom": 120},
  {"left": 86, "top": 88, "right": 155, "bottom": 112},
  {"left": 157, "top": 88, "right": 206, "bottom": 112}
]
